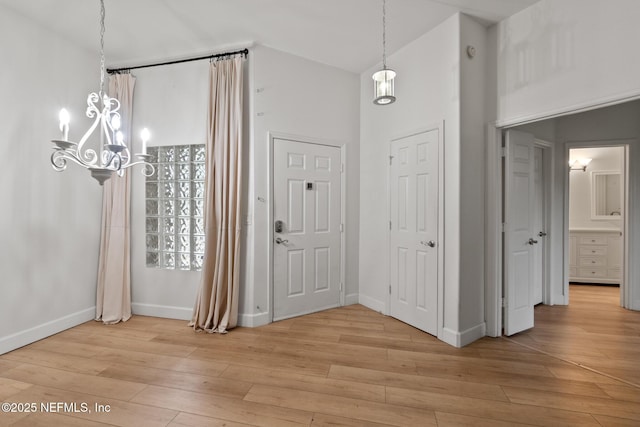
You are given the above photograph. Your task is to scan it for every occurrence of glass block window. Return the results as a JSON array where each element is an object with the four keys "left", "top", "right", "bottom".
[{"left": 146, "top": 145, "right": 206, "bottom": 271}]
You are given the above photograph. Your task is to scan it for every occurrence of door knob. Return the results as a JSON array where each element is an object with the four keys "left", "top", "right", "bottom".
[
  {"left": 427, "top": 240, "right": 436, "bottom": 248},
  {"left": 528, "top": 238, "right": 538, "bottom": 245},
  {"left": 275, "top": 237, "right": 288, "bottom": 245},
  {"left": 538, "top": 231, "right": 547, "bottom": 237}
]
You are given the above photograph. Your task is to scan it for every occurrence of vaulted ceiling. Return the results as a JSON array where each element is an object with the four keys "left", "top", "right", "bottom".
[{"left": 1, "top": 0, "right": 539, "bottom": 73}]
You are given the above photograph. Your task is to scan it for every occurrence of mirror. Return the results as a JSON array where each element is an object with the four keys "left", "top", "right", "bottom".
[{"left": 591, "top": 171, "right": 622, "bottom": 219}]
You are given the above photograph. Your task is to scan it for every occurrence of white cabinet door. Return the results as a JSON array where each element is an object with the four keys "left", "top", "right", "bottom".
[
  {"left": 504, "top": 130, "right": 536, "bottom": 336},
  {"left": 389, "top": 130, "right": 439, "bottom": 336},
  {"left": 273, "top": 139, "right": 341, "bottom": 321}
]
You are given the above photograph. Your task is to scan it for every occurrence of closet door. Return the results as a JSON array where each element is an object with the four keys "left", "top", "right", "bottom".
[{"left": 389, "top": 129, "right": 439, "bottom": 335}]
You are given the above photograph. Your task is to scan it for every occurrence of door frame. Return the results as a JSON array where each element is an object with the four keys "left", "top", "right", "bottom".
[
  {"left": 267, "top": 132, "right": 347, "bottom": 322},
  {"left": 485, "top": 126, "right": 555, "bottom": 337},
  {"left": 564, "top": 139, "right": 631, "bottom": 308},
  {"left": 386, "top": 122, "right": 445, "bottom": 339},
  {"left": 534, "top": 139, "right": 553, "bottom": 306},
  {"left": 487, "top": 125, "right": 637, "bottom": 337}
]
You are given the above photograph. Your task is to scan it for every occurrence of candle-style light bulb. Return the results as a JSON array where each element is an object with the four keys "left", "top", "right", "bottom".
[
  {"left": 140, "top": 128, "right": 150, "bottom": 155},
  {"left": 111, "top": 115, "right": 121, "bottom": 131},
  {"left": 116, "top": 131, "right": 124, "bottom": 145},
  {"left": 59, "top": 109, "right": 70, "bottom": 141},
  {"left": 111, "top": 115, "right": 122, "bottom": 145}
]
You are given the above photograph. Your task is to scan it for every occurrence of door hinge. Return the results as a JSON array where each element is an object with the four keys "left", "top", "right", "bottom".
[
  {"left": 501, "top": 297, "right": 506, "bottom": 308},
  {"left": 389, "top": 155, "right": 393, "bottom": 165},
  {"left": 500, "top": 147, "right": 506, "bottom": 158},
  {"left": 340, "top": 282, "right": 343, "bottom": 291},
  {"left": 389, "top": 221, "right": 392, "bottom": 230},
  {"left": 501, "top": 222, "right": 506, "bottom": 233},
  {"left": 341, "top": 163, "right": 344, "bottom": 173},
  {"left": 340, "top": 223, "right": 344, "bottom": 232},
  {"left": 389, "top": 285, "right": 392, "bottom": 295}
]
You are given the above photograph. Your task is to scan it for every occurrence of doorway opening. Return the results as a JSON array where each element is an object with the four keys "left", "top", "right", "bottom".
[
  {"left": 568, "top": 146, "right": 626, "bottom": 305},
  {"left": 489, "top": 99, "right": 639, "bottom": 338}
]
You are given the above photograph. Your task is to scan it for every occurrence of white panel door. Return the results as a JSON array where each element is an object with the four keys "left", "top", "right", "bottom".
[
  {"left": 273, "top": 139, "right": 341, "bottom": 321},
  {"left": 389, "top": 130, "right": 439, "bottom": 336},
  {"left": 504, "top": 130, "right": 536, "bottom": 336}
]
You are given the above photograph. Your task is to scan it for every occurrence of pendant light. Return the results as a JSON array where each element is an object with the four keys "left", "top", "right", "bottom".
[{"left": 372, "top": 0, "right": 396, "bottom": 105}]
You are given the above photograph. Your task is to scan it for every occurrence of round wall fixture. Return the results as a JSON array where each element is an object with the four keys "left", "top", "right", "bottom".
[{"left": 467, "top": 45, "right": 476, "bottom": 58}]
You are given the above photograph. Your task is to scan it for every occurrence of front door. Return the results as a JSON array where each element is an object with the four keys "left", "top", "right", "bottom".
[
  {"left": 389, "top": 130, "right": 439, "bottom": 336},
  {"left": 504, "top": 130, "right": 536, "bottom": 336},
  {"left": 273, "top": 138, "right": 341, "bottom": 321}
]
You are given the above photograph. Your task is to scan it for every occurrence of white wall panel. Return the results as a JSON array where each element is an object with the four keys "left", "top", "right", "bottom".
[
  {"left": 0, "top": 5, "right": 101, "bottom": 354},
  {"left": 130, "top": 59, "right": 210, "bottom": 318},
  {"left": 496, "top": 0, "right": 640, "bottom": 126}
]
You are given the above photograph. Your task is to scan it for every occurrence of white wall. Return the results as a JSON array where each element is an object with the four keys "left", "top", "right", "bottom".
[
  {"left": 458, "top": 15, "right": 488, "bottom": 338},
  {"left": 569, "top": 147, "right": 624, "bottom": 230},
  {"left": 248, "top": 45, "right": 361, "bottom": 325},
  {"left": 496, "top": 0, "right": 640, "bottom": 126},
  {"left": 130, "top": 60, "right": 211, "bottom": 320},
  {"left": 0, "top": 6, "right": 102, "bottom": 354},
  {"left": 359, "top": 14, "right": 487, "bottom": 347}
]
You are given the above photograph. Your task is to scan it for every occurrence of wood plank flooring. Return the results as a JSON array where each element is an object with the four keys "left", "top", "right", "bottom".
[{"left": 1, "top": 284, "right": 638, "bottom": 426}]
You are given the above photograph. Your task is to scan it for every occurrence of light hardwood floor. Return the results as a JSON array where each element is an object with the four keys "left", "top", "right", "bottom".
[{"left": 1, "top": 285, "right": 638, "bottom": 426}]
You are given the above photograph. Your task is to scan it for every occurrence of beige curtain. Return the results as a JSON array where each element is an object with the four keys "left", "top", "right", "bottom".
[
  {"left": 191, "top": 57, "right": 244, "bottom": 333},
  {"left": 96, "top": 73, "right": 135, "bottom": 324}
]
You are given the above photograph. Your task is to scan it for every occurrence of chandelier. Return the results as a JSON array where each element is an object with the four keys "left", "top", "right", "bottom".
[
  {"left": 372, "top": 0, "right": 396, "bottom": 105},
  {"left": 50, "top": 0, "right": 154, "bottom": 185}
]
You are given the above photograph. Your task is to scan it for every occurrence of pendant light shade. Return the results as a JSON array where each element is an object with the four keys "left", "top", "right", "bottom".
[
  {"left": 373, "top": 69, "right": 396, "bottom": 105},
  {"left": 373, "top": 0, "right": 396, "bottom": 105}
]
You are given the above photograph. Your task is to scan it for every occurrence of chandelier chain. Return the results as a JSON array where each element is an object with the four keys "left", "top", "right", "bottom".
[
  {"left": 382, "top": 0, "right": 387, "bottom": 69},
  {"left": 99, "top": 0, "right": 106, "bottom": 92}
]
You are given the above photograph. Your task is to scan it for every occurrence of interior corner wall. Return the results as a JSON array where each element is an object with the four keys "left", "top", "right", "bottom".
[
  {"left": 359, "top": 14, "right": 463, "bottom": 338},
  {"left": 496, "top": 0, "right": 640, "bottom": 127},
  {"left": 458, "top": 15, "right": 488, "bottom": 341},
  {"left": 248, "top": 45, "right": 361, "bottom": 326},
  {"left": 0, "top": 6, "right": 102, "bottom": 354}
]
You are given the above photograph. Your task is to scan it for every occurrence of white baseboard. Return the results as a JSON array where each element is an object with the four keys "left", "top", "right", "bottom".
[
  {"left": 345, "top": 293, "right": 359, "bottom": 306},
  {"left": 237, "top": 311, "right": 270, "bottom": 328},
  {"left": 440, "top": 322, "right": 486, "bottom": 348},
  {"left": 131, "top": 303, "right": 192, "bottom": 321},
  {"left": 358, "top": 294, "right": 386, "bottom": 315},
  {"left": 131, "top": 303, "right": 270, "bottom": 329},
  {"left": 0, "top": 307, "right": 95, "bottom": 356}
]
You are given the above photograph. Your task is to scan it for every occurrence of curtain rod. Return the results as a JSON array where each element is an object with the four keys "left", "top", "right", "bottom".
[{"left": 106, "top": 48, "right": 249, "bottom": 74}]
